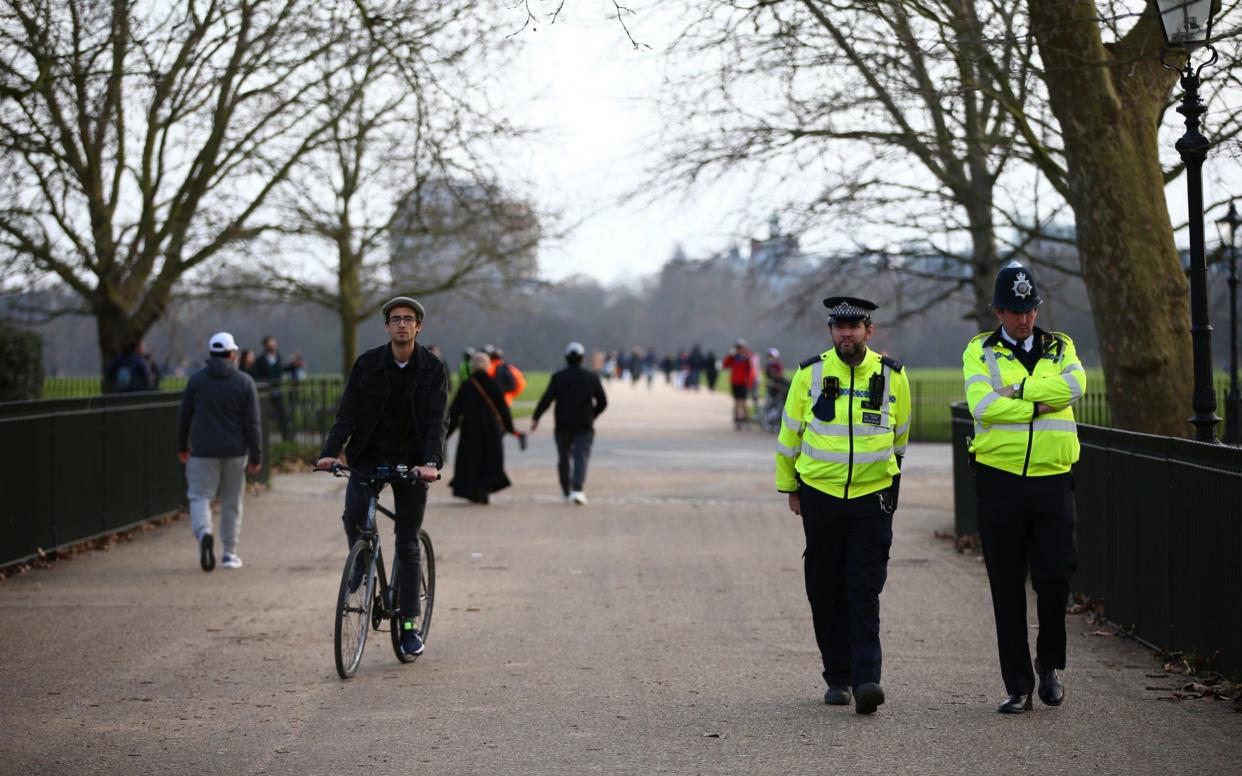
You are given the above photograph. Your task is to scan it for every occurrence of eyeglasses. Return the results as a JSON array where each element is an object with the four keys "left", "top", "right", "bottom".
[{"left": 388, "top": 315, "right": 419, "bottom": 325}]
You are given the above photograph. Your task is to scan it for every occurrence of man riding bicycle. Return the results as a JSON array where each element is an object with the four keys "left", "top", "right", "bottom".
[{"left": 316, "top": 296, "right": 448, "bottom": 657}]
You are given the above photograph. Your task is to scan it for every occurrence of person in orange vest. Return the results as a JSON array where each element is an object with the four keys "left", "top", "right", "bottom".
[{"left": 486, "top": 346, "right": 527, "bottom": 407}]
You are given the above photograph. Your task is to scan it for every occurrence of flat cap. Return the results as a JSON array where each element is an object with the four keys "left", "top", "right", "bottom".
[{"left": 382, "top": 296, "right": 425, "bottom": 322}]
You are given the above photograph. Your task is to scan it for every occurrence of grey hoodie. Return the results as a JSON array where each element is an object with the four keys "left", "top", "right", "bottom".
[{"left": 177, "top": 356, "right": 262, "bottom": 463}]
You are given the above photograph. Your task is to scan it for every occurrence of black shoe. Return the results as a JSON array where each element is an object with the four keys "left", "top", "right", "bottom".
[
  {"left": 1036, "top": 661, "right": 1064, "bottom": 706},
  {"left": 823, "top": 686, "right": 852, "bottom": 706},
  {"left": 199, "top": 534, "right": 215, "bottom": 572},
  {"left": 997, "top": 693, "right": 1033, "bottom": 714},
  {"left": 854, "top": 682, "right": 885, "bottom": 715}
]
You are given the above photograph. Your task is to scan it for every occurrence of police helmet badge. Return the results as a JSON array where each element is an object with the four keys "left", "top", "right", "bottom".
[{"left": 1011, "top": 272, "right": 1033, "bottom": 299}]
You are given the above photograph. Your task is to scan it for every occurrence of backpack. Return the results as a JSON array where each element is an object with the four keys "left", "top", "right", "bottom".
[{"left": 494, "top": 362, "right": 516, "bottom": 393}]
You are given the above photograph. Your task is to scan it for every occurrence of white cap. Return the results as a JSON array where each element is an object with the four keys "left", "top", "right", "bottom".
[
  {"left": 565, "top": 341, "right": 586, "bottom": 356},
  {"left": 208, "top": 331, "right": 238, "bottom": 353}
]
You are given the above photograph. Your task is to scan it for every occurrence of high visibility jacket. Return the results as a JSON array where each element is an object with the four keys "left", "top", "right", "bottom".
[
  {"left": 487, "top": 360, "right": 527, "bottom": 406},
  {"left": 775, "top": 348, "right": 911, "bottom": 499},
  {"left": 962, "top": 327, "right": 1086, "bottom": 477}
]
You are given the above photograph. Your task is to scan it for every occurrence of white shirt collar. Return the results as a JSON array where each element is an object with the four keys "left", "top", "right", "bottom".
[{"left": 999, "top": 328, "right": 1034, "bottom": 352}]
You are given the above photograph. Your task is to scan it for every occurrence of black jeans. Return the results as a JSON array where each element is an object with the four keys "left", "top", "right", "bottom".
[
  {"left": 799, "top": 483, "right": 894, "bottom": 690},
  {"left": 974, "top": 464, "right": 1077, "bottom": 695},
  {"left": 554, "top": 430, "right": 594, "bottom": 495},
  {"left": 342, "top": 467, "right": 427, "bottom": 619}
]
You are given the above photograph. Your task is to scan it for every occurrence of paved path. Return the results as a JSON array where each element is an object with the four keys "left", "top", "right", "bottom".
[{"left": 1, "top": 380, "right": 1238, "bottom": 775}]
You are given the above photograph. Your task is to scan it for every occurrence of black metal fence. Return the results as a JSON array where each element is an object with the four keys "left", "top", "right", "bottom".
[
  {"left": 0, "top": 390, "right": 271, "bottom": 568},
  {"left": 950, "top": 402, "right": 1242, "bottom": 675}
]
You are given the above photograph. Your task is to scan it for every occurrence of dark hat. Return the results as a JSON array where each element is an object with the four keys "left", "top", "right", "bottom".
[
  {"left": 991, "top": 262, "right": 1042, "bottom": 311},
  {"left": 382, "top": 296, "right": 425, "bottom": 322},
  {"left": 823, "top": 296, "right": 878, "bottom": 324}
]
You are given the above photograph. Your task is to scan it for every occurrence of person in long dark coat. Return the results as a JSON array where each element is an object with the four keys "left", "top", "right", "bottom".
[{"left": 447, "top": 352, "right": 515, "bottom": 504}]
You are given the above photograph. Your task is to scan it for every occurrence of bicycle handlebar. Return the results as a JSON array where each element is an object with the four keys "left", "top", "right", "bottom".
[{"left": 320, "top": 461, "right": 441, "bottom": 483}]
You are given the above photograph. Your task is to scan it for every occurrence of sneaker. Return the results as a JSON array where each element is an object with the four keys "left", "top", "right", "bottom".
[
  {"left": 220, "top": 553, "right": 243, "bottom": 569},
  {"left": 399, "top": 619, "right": 425, "bottom": 656},
  {"left": 570, "top": 491, "right": 588, "bottom": 505},
  {"left": 199, "top": 534, "right": 215, "bottom": 572}
]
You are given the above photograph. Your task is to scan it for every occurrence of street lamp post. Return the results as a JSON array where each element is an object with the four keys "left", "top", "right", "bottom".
[
  {"left": 1215, "top": 202, "right": 1242, "bottom": 444},
  {"left": 1158, "top": 0, "right": 1221, "bottom": 443}
]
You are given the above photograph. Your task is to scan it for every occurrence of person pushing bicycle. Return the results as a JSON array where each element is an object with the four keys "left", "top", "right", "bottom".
[{"left": 316, "top": 296, "right": 448, "bottom": 657}]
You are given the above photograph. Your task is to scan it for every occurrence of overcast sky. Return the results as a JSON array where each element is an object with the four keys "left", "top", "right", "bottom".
[
  {"left": 498, "top": 2, "right": 1242, "bottom": 287},
  {"left": 498, "top": 3, "right": 755, "bottom": 286}
]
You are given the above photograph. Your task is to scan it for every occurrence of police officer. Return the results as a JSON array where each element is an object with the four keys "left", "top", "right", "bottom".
[
  {"left": 776, "top": 297, "right": 911, "bottom": 715},
  {"left": 963, "top": 262, "right": 1086, "bottom": 714}
]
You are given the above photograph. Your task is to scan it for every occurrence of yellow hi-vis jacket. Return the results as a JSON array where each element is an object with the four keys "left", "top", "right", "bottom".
[
  {"left": 775, "top": 348, "right": 911, "bottom": 498},
  {"left": 962, "top": 327, "right": 1086, "bottom": 477}
]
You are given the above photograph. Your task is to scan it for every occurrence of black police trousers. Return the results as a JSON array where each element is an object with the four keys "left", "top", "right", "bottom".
[
  {"left": 342, "top": 465, "right": 427, "bottom": 620},
  {"left": 974, "top": 464, "right": 1077, "bottom": 695},
  {"left": 799, "top": 483, "right": 894, "bottom": 690}
]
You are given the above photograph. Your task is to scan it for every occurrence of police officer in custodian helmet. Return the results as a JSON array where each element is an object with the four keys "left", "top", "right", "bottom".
[
  {"left": 775, "top": 297, "right": 911, "bottom": 715},
  {"left": 962, "top": 262, "right": 1087, "bottom": 714}
]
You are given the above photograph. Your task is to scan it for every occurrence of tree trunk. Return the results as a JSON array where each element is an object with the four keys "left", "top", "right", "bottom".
[
  {"left": 95, "top": 304, "right": 149, "bottom": 392},
  {"left": 1028, "top": 1, "right": 1192, "bottom": 436},
  {"left": 965, "top": 186, "right": 1000, "bottom": 332},
  {"left": 338, "top": 249, "right": 362, "bottom": 374}
]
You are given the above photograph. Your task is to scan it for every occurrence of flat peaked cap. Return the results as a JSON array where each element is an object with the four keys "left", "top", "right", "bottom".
[
  {"left": 382, "top": 296, "right": 425, "bottom": 321},
  {"left": 822, "top": 296, "right": 878, "bottom": 323}
]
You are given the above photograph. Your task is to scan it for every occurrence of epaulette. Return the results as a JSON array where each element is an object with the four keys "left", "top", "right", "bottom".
[
  {"left": 880, "top": 355, "right": 904, "bottom": 373},
  {"left": 799, "top": 354, "right": 824, "bottom": 369}
]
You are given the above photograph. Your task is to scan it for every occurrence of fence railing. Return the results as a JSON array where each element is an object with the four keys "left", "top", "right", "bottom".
[
  {"left": 0, "top": 390, "right": 272, "bottom": 568},
  {"left": 950, "top": 402, "right": 1242, "bottom": 676}
]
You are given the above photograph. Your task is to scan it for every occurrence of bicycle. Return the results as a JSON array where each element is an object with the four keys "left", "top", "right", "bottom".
[
  {"left": 325, "top": 462, "right": 437, "bottom": 679},
  {"left": 759, "top": 380, "right": 790, "bottom": 434}
]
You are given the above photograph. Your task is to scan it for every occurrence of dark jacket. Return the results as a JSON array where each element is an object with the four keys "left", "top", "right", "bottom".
[
  {"left": 252, "top": 351, "right": 285, "bottom": 384},
  {"left": 177, "top": 357, "right": 262, "bottom": 462},
  {"left": 319, "top": 342, "right": 449, "bottom": 467},
  {"left": 447, "top": 371, "right": 514, "bottom": 498},
  {"left": 532, "top": 363, "right": 608, "bottom": 433}
]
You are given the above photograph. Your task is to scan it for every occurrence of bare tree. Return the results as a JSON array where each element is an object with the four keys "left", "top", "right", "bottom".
[
  {"left": 1024, "top": 0, "right": 1235, "bottom": 435},
  {"left": 204, "top": 3, "right": 543, "bottom": 372},
  {"left": 0, "top": 0, "right": 436, "bottom": 383},
  {"left": 659, "top": 0, "right": 1068, "bottom": 330}
]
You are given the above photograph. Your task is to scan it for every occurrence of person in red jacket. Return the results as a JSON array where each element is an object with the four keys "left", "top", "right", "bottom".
[{"left": 721, "top": 339, "right": 756, "bottom": 429}]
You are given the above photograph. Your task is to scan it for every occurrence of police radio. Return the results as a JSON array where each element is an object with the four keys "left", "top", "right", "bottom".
[{"left": 862, "top": 372, "right": 885, "bottom": 411}]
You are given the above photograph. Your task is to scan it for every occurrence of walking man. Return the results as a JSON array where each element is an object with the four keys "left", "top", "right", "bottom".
[
  {"left": 963, "top": 262, "right": 1086, "bottom": 714},
  {"left": 177, "top": 332, "right": 262, "bottom": 571},
  {"left": 722, "top": 339, "right": 756, "bottom": 429},
  {"left": 530, "top": 341, "right": 608, "bottom": 505},
  {"left": 775, "top": 297, "right": 911, "bottom": 714},
  {"left": 315, "top": 297, "right": 448, "bottom": 657},
  {"left": 253, "top": 335, "right": 292, "bottom": 440}
]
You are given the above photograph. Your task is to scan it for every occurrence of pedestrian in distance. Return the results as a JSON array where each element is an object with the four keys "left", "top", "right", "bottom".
[
  {"left": 704, "top": 350, "right": 719, "bottom": 391},
  {"left": 963, "top": 262, "right": 1086, "bottom": 715},
  {"left": 447, "top": 352, "right": 515, "bottom": 505},
  {"left": 315, "top": 296, "right": 448, "bottom": 658},
  {"left": 530, "top": 341, "right": 608, "bottom": 505},
  {"left": 253, "top": 335, "right": 293, "bottom": 441},
  {"left": 776, "top": 297, "right": 911, "bottom": 715},
  {"left": 722, "top": 339, "right": 757, "bottom": 430},
  {"left": 487, "top": 346, "right": 527, "bottom": 407},
  {"left": 105, "top": 340, "right": 155, "bottom": 392},
  {"left": 177, "top": 332, "right": 263, "bottom": 572}
]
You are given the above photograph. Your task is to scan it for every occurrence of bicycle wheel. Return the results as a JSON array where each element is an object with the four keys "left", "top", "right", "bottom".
[
  {"left": 390, "top": 529, "right": 435, "bottom": 663},
  {"left": 334, "top": 540, "right": 375, "bottom": 679}
]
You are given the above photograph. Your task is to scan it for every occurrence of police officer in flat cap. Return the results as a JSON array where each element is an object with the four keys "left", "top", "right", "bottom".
[
  {"left": 775, "top": 296, "right": 911, "bottom": 714},
  {"left": 962, "top": 262, "right": 1087, "bottom": 714}
]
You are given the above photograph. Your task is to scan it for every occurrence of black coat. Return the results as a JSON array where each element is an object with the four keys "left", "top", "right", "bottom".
[
  {"left": 447, "top": 372, "right": 514, "bottom": 498},
  {"left": 319, "top": 343, "right": 449, "bottom": 466},
  {"left": 532, "top": 363, "right": 608, "bottom": 433}
]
